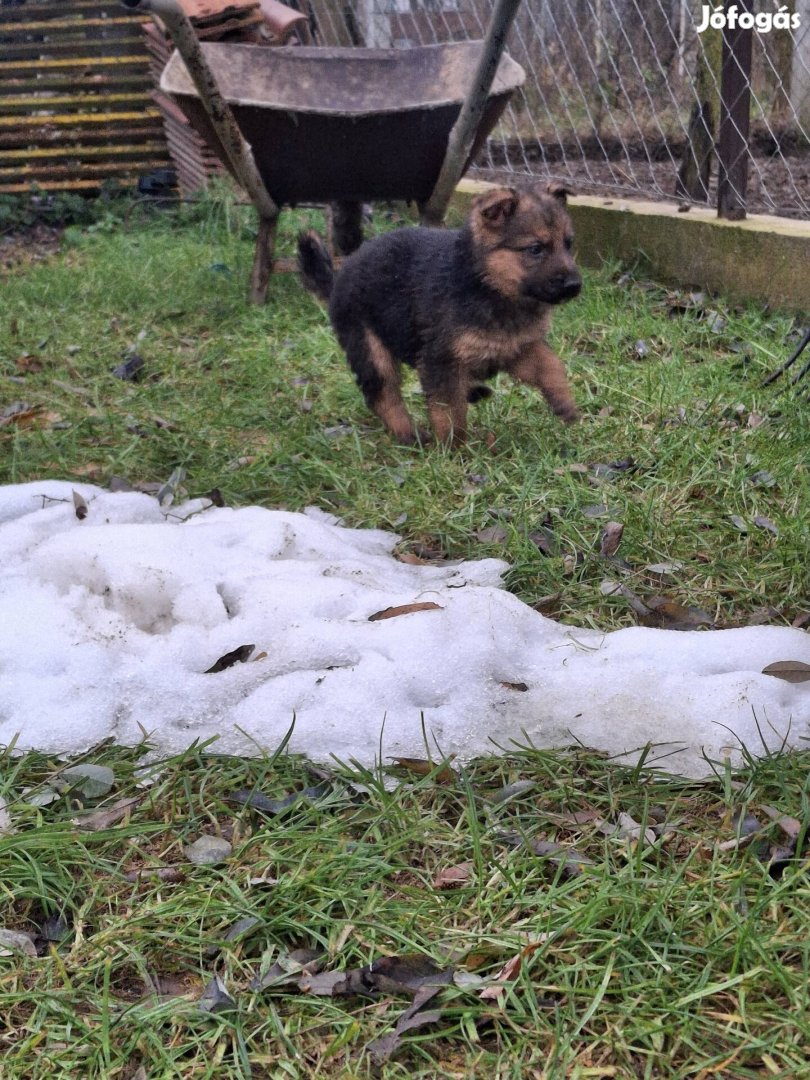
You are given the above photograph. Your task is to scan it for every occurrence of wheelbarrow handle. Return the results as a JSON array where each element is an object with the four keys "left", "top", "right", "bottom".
[{"left": 119, "top": 0, "right": 277, "bottom": 223}]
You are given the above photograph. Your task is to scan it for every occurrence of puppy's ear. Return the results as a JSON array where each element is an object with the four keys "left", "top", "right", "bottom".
[
  {"left": 472, "top": 187, "right": 518, "bottom": 226},
  {"left": 546, "top": 182, "right": 573, "bottom": 204}
]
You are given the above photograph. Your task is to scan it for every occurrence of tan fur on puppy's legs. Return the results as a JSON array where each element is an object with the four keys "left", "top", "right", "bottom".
[
  {"left": 507, "top": 342, "right": 579, "bottom": 423},
  {"left": 364, "top": 330, "right": 418, "bottom": 444}
]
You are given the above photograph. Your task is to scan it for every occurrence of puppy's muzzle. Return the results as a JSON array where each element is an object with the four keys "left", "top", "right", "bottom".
[{"left": 548, "top": 272, "right": 582, "bottom": 303}]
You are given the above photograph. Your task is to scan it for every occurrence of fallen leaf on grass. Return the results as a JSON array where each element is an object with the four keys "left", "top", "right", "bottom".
[
  {"left": 124, "top": 866, "right": 186, "bottom": 884},
  {"left": 528, "top": 527, "right": 557, "bottom": 556},
  {"left": 289, "top": 955, "right": 453, "bottom": 1001},
  {"left": 543, "top": 809, "right": 602, "bottom": 828},
  {"left": 749, "top": 469, "right": 776, "bottom": 489},
  {"left": 761, "top": 660, "right": 810, "bottom": 684},
  {"left": 297, "top": 970, "right": 347, "bottom": 996},
  {"left": 198, "top": 974, "right": 235, "bottom": 1014},
  {"left": 205, "top": 644, "right": 255, "bottom": 673},
  {"left": 531, "top": 592, "right": 562, "bottom": 618},
  {"left": 596, "top": 813, "right": 657, "bottom": 846},
  {"left": 645, "top": 561, "right": 684, "bottom": 578},
  {"left": 754, "top": 515, "right": 778, "bottom": 537},
  {"left": 476, "top": 524, "right": 508, "bottom": 544},
  {"left": 367, "top": 982, "right": 446, "bottom": 1065},
  {"left": 229, "top": 783, "right": 331, "bottom": 815},
  {"left": 529, "top": 838, "right": 595, "bottom": 877},
  {"left": 488, "top": 779, "right": 536, "bottom": 805},
  {"left": 591, "top": 458, "right": 636, "bottom": 481},
  {"left": 758, "top": 805, "right": 802, "bottom": 841},
  {"left": 57, "top": 763, "right": 115, "bottom": 799},
  {"left": 390, "top": 757, "right": 456, "bottom": 784},
  {"left": 479, "top": 940, "right": 546, "bottom": 1003},
  {"left": 250, "top": 948, "right": 324, "bottom": 991},
  {"left": 337, "top": 955, "right": 453, "bottom": 998},
  {"left": 72, "top": 795, "right": 143, "bottom": 831},
  {"left": 368, "top": 602, "right": 443, "bottom": 621},
  {"left": 433, "top": 861, "right": 474, "bottom": 889},
  {"left": 111, "top": 353, "right": 145, "bottom": 381},
  {"left": 604, "top": 583, "right": 715, "bottom": 630},
  {"left": 599, "top": 521, "right": 624, "bottom": 557},
  {"left": 0, "top": 402, "right": 38, "bottom": 428},
  {"left": 637, "top": 597, "right": 715, "bottom": 631},
  {"left": 0, "top": 928, "right": 37, "bottom": 958},
  {"left": 184, "top": 835, "right": 232, "bottom": 866},
  {"left": 40, "top": 915, "right": 69, "bottom": 943}
]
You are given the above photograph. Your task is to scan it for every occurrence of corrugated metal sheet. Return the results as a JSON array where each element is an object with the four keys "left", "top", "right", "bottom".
[{"left": 0, "top": 0, "right": 170, "bottom": 194}]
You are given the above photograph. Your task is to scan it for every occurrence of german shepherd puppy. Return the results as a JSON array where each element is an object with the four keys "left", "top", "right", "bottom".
[{"left": 298, "top": 184, "right": 581, "bottom": 444}]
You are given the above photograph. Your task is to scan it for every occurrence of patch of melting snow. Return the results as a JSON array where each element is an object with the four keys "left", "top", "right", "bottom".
[{"left": 0, "top": 481, "right": 808, "bottom": 778}]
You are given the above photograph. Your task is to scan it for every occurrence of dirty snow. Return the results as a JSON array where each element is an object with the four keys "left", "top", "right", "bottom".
[{"left": 1, "top": 480, "right": 808, "bottom": 778}]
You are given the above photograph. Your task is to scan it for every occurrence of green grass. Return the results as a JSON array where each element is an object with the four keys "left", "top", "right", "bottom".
[
  {"left": 1, "top": 191, "right": 807, "bottom": 630},
  {"left": 1, "top": 191, "right": 809, "bottom": 1078},
  {"left": 1, "top": 741, "right": 809, "bottom": 1078}
]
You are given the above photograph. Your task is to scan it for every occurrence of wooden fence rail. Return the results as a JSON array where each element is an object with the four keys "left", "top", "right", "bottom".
[{"left": 0, "top": 0, "right": 170, "bottom": 194}]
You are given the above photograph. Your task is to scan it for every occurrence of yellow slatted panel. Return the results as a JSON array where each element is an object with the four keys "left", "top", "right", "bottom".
[{"left": 0, "top": 1, "right": 170, "bottom": 194}]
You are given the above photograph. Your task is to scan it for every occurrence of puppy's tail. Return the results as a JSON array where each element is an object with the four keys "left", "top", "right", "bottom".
[{"left": 298, "top": 230, "right": 334, "bottom": 304}]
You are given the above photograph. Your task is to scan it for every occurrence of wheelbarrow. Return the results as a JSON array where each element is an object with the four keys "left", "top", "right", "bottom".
[{"left": 121, "top": 0, "right": 525, "bottom": 303}]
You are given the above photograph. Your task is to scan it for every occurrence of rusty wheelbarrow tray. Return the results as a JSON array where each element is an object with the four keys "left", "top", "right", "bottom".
[
  {"left": 121, "top": 0, "right": 525, "bottom": 302},
  {"left": 160, "top": 41, "right": 525, "bottom": 207}
]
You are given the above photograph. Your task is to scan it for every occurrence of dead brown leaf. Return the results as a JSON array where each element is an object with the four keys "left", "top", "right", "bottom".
[
  {"left": 205, "top": 644, "right": 256, "bottom": 673},
  {"left": 479, "top": 941, "right": 546, "bottom": 1003},
  {"left": 72, "top": 490, "right": 89, "bottom": 521},
  {"left": 529, "top": 839, "right": 595, "bottom": 877},
  {"left": 761, "top": 660, "right": 810, "bottom": 684},
  {"left": 390, "top": 757, "right": 456, "bottom": 784},
  {"left": 759, "top": 805, "right": 803, "bottom": 840},
  {"left": 124, "top": 866, "right": 186, "bottom": 884},
  {"left": 531, "top": 592, "right": 562, "bottom": 618},
  {"left": 396, "top": 552, "right": 426, "bottom": 565},
  {"left": 368, "top": 602, "right": 443, "bottom": 621},
  {"left": 0, "top": 403, "right": 39, "bottom": 428},
  {"left": 433, "top": 861, "right": 474, "bottom": 889},
  {"left": 599, "top": 521, "right": 624, "bottom": 557},
  {"left": 476, "top": 524, "right": 509, "bottom": 544},
  {"left": 638, "top": 597, "right": 715, "bottom": 631},
  {"left": 72, "top": 795, "right": 143, "bottom": 831}
]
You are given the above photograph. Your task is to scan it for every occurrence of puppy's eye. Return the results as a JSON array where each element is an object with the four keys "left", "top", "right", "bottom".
[
  {"left": 564, "top": 236, "right": 574, "bottom": 251},
  {"left": 525, "top": 242, "right": 548, "bottom": 257}
]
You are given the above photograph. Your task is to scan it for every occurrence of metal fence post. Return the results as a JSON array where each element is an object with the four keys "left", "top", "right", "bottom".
[{"left": 716, "top": 2, "right": 753, "bottom": 220}]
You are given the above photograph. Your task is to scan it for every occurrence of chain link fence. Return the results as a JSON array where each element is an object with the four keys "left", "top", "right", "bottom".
[{"left": 306, "top": 0, "right": 810, "bottom": 219}]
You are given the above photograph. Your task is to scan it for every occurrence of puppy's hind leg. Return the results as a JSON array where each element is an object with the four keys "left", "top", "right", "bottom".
[{"left": 345, "top": 327, "right": 418, "bottom": 444}]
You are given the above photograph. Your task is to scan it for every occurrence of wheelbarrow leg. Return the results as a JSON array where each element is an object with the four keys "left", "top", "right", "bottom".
[
  {"left": 420, "top": 0, "right": 523, "bottom": 227},
  {"left": 121, "top": 0, "right": 281, "bottom": 303},
  {"left": 251, "top": 214, "right": 280, "bottom": 305}
]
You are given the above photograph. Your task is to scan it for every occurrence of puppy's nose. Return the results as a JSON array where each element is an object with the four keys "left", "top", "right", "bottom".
[{"left": 556, "top": 272, "right": 582, "bottom": 300}]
